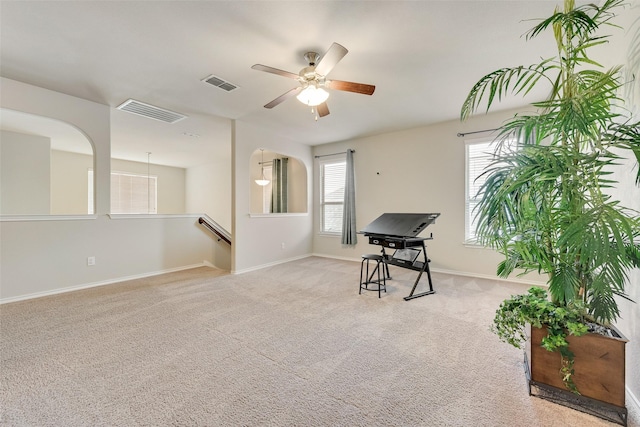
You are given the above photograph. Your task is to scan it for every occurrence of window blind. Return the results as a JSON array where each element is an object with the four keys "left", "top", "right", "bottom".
[
  {"left": 465, "top": 138, "right": 516, "bottom": 242},
  {"left": 111, "top": 172, "right": 157, "bottom": 214},
  {"left": 87, "top": 170, "right": 157, "bottom": 214},
  {"left": 466, "top": 141, "right": 494, "bottom": 242}
]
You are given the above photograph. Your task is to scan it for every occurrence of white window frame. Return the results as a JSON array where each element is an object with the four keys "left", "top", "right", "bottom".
[
  {"left": 88, "top": 169, "right": 94, "bottom": 214},
  {"left": 319, "top": 156, "right": 346, "bottom": 235},
  {"left": 465, "top": 137, "right": 517, "bottom": 244},
  {"left": 88, "top": 170, "right": 158, "bottom": 214}
]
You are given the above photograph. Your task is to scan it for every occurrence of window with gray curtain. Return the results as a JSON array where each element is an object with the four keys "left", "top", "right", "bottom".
[
  {"left": 270, "top": 157, "right": 288, "bottom": 213},
  {"left": 341, "top": 149, "right": 357, "bottom": 245},
  {"left": 320, "top": 156, "right": 345, "bottom": 233}
]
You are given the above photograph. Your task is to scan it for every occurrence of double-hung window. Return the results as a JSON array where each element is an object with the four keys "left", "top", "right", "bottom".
[
  {"left": 319, "top": 156, "right": 346, "bottom": 234},
  {"left": 465, "top": 138, "right": 517, "bottom": 243},
  {"left": 88, "top": 170, "right": 157, "bottom": 214}
]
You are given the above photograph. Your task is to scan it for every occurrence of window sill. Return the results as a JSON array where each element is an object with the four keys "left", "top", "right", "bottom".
[
  {"left": 318, "top": 231, "right": 342, "bottom": 237},
  {"left": 464, "top": 240, "right": 488, "bottom": 249}
]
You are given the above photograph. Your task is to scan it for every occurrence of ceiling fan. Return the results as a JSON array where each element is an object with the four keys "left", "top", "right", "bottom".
[{"left": 251, "top": 42, "right": 375, "bottom": 119}]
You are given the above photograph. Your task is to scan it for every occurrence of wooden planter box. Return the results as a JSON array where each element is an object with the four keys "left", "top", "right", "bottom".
[{"left": 525, "top": 324, "right": 628, "bottom": 425}]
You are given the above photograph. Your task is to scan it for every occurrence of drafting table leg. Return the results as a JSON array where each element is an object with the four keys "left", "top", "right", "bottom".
[
  {"left": 379, "top": 247, "right": 392, "bottom": 279},
  {"left": 404, "top": 241, "right": 435, "bottom": 301}
]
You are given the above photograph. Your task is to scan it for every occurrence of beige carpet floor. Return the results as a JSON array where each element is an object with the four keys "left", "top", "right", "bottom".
[{"left": 1, "top": 256, "right": 638, "bottom": 426}]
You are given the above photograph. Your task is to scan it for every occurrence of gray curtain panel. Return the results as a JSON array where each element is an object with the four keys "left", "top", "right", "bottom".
[
  {"left": 341, "top": 149, "right": 357, "bottom": 245},
  {"left": 271, "top": 158, "right": 288, "bottom": 213}
]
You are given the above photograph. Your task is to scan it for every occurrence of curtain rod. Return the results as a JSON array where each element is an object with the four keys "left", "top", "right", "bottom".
[
  {"left": 457, "top": 128, "right": 498, "bottom": 137},
  {"left": 314, "top": 149, "right": 355, "bottom": 159},
  {"left": 259, "top": 157, "right": 289, "bottom": 165}
]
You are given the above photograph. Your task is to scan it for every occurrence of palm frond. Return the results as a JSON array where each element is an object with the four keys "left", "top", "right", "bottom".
[
  {"left": 460, "top": 61, "right": 555, "bottom": 120},
  {"left": 603, "top": 120, "right": 640, "bottom": 184}
]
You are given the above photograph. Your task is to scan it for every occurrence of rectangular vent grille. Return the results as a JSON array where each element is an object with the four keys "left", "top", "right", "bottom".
[
  {"left": 116, "top": 99, "right": 187, "bottom": 124},
  {"left": 202, "top": 74, "right": 239, "bottom": 92}
]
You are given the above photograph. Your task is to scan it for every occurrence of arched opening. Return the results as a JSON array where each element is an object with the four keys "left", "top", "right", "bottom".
[
  {"left": 0, "top": 109, "right": 95, "bottom": 215},
  {"left": 249, "top": 149, "right": 307, "bottom": 214}
]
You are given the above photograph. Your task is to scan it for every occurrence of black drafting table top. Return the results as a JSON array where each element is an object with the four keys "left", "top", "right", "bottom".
[{"left": 359, "top": 213, "right": 440, "bottom": 238}]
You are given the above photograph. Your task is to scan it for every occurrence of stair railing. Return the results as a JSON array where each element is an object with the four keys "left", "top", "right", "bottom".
[{"left": 198, "top": 216, "right": 231, "bottom": 245}]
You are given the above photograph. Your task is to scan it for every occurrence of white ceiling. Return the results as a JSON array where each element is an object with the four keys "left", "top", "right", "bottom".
[{"left": 0, "top": 0, "right": 611, "bottom": 168}]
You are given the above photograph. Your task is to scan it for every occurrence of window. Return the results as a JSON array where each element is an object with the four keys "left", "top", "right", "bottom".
[
  {"left": 319, "top": 157, "right": 346, "bottom": 234},
  {"left": 88, "top": 170, "right": 157, "bottom": 214},
  {"left": 465, "top": 138, "right": 516, "bottom": 243},
  {"left": 261, "top": 165, "right": 273, "bottom": 214}
]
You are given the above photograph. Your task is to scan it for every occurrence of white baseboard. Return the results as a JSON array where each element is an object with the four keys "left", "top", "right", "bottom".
[
  {"left": 0, "top": 262, "right": 212, "bottom": 304},
  {"left": 231, "top": 254, "right": 312, "bottom": 275},
  {"left": 310, "top": 253, "right": 546, "bottom": 287},
  {"left": 628, "top": 386, "right": 640, "bottom": 414},
  {"left": 429, "top": 266, "right": 546, "bottom": 287},
  {"left": 311, "top": 252, "right": 361, "bottom": 263}
]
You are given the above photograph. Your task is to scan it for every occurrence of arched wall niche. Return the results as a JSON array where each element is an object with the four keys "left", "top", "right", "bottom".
[
  {"left": 0, "top": 108, "right": 95, "bottom": 215},
  {"left": 249, "top": 148, "right": 308, "bottom": 214}
]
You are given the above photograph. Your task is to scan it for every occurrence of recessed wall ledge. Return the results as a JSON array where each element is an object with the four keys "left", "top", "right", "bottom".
[
  {"left": 249, "top": 213, "right": 309, "bottom": 218},
  {"left": 107, "top": 214, "right": 204, "bottom": 220},
  {"left": 0, "top": 215, "right": 98, "bottom": 222}
]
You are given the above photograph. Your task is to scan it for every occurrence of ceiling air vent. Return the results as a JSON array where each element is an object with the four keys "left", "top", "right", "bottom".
[
  {"left": 116, "top": 99, "right": 187, "bottom": 124},
  {"left": 202, "top": 74, "right": 239, "bottom": 92}
]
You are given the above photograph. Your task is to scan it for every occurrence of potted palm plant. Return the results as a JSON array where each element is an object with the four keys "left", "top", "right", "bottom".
[{"left": 461, "top": 0, "right": 640, "bottom": 424}]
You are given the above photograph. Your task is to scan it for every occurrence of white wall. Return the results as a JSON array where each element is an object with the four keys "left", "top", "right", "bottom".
[
  {"left": 186, "top": 157, "right": 232, "bottom": 232},
  {"left": 232, "top": 120, "right": 313, "bottom": 273},
  {"left": 0, "top": 215, "right": 217, "bottom": 301},
  {"left": 51, "top": 150, "right": 92, "bottom": 215},
  {"left": 288, "top": 156, "right": 307, "bottom": 214},
  {"left": 0, "top": 130, "right": 50, "bottom": 214},
  {"left": 613, "top": 152, "right": 640, "bottom": 411},
  {"left": 312, "top": 107, "right": 546, "bottom": 284}
]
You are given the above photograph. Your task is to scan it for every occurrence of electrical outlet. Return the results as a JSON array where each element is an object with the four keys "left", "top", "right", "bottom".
[{"left": 87, "top": 256, "right": 96, "bottom": 266}]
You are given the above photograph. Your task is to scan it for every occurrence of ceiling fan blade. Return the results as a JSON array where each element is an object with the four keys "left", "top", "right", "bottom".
[
  {"left": 317, "top": 102, "right": 330, "bottom": 117},
  {"left": 314, "top": 43, "right": 348, "bottom": 76},
  {"left": 327, "top": 80, "right": 376, "bottom": 95},
  {"left": 251, "top": 64, "right": 299, "bottom": 80},
  {"left": 263, "top": 87, "right": 302, "bottom": 109}
]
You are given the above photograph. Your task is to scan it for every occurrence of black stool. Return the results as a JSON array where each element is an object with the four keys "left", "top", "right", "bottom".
[{"left": 359, "top": 254, "right": 388, "bottom": 298}]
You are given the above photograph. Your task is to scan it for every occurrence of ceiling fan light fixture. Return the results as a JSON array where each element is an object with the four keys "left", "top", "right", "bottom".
[{"left": 296, "top": 85, "right": 329, "bottom": 107}]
